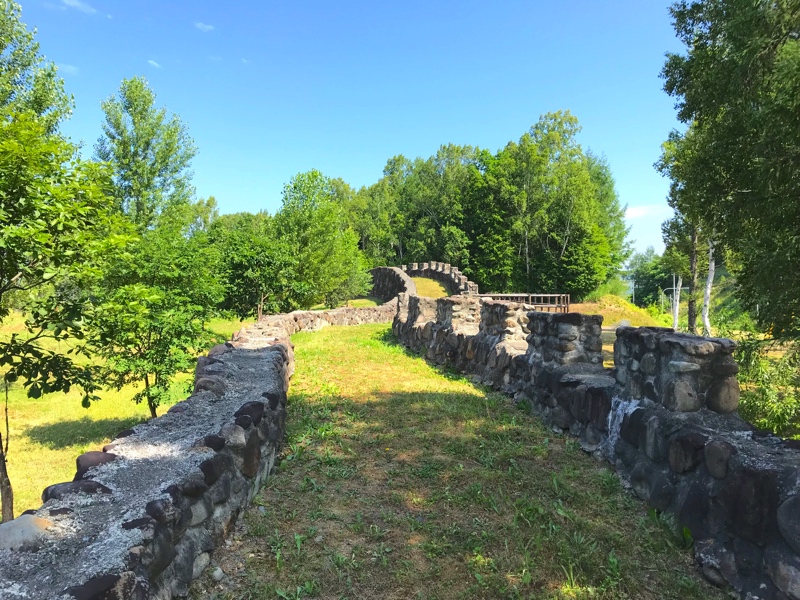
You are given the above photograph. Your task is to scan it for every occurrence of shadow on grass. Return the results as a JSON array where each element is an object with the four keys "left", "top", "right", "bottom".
[
  {"left": 372, "top": 327, "right": 485, "bottom": 384},
  {"left": 25, "top": 416, "right": 147, "bottom": 449},
  {"left": 270, "top": 384, "right": 721, "bottom": 600},
  {"left": 376, "top": 327, "right": 401, "bottom": 347}
]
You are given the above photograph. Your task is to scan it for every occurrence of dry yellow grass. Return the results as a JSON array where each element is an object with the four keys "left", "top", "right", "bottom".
[
  {"left": 412, "top": 277, "right": 451, "bottom": 298},
  {"left": 571, "top": 295, "right": 663, "bottom": 328}
]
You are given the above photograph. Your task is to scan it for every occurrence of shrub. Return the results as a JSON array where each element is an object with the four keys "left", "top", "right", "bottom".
[{"left": 735, "top": 338, "right": 800, "bottom": 439}]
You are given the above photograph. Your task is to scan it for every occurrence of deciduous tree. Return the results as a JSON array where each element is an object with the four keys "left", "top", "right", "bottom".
[
  {"left": 0, "top": 112, "right": 114, "bottom": 521},
  {"left": 628, "top": 248, "right": 671, "bottom": 308},
  {"left": 95, "top": 76, "right": 197, "bottom": 230},
  {"left": 662, "top": 0, "right": 800, "bottom": 337},
  {"left": 89, "top": 202, "right": 223, "bottom": 418},
  {"left": 0, "top": 1, "right": 71, "bottom": 132},
  {"left": 275, "top": 170, "right": 370, "bottom": 309},
  {"left": 210, "top": 212, "right": 300, "bottom": 319}
]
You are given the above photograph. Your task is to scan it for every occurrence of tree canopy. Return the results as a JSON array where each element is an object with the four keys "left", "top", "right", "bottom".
[
  {"left": 627, "top": 247, "right": 671, "bottom": 308},
  {"left": 210, "top": 212, "right": 300, "bottom": 319},
  {"left": 94, "top": 76, "right": 197, "bottom": 230},
  {"left": 349, "top": 112, "right": 630, "bottom": 299},
  {"left": 0, "top": 110, "right": 117, "bottom": 520},
  {"left": 0, "top": 110, "right": 113, "bottom": 401},
  {"left": 274, "top": 170, "right": 370, "bottom": 309},
  {"left": 0, "top": 2, "right": 71, "bottom": 132},
  {"left": 661, "top": 0, "right": 800, "bottom": 337},
  {"left": 88, "top": 202, "right": 223, "bottom": 418}
]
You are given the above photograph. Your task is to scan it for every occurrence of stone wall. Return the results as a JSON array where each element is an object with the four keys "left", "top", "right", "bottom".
[
  {"left": 392, "top": 295, "right": 800, "bottom": 600},
  {"left": 0, "top": 302, "right": 396, "bottom": 600},
  {"left": 611, "top": 327, "right": 800, "bottom": 600},
  {"left": 402, "top": 261, "right": 479, "bottom": 295},
  {"left": 368, "top": 261, "right": 479, "bottom": 297},
  {"left": 3, "top": 278, "right": 797, "bottom": 599},
  {"left": 614, "top": 326, "right": 740, "bottom": 413},
  {"left": 369, "top": 267, "right": 416, "bottom": 302},
  {"left": 255, "top": 300, "right": 397, "bottom": 336}
]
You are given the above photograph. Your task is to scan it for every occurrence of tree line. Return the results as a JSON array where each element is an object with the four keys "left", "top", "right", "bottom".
[
  {"left": 343, "top": 113, "right": 630, "bottom": 298},
  {"left": 213, "top": 111, "right": 632, "bottom": 310},
  {"left": 656, "top": 0, "right": 800, "bottom": 340},
  {"left": 648, "top": 0, "right": 800, "bottom": 437}
]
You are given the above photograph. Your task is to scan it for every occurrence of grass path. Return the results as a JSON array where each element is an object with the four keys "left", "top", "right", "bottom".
[{"left": 192, "top": 324, "right": 727, "bottom": 600}]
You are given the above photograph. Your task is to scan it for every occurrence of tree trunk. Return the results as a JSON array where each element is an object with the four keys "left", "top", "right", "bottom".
[
  {"left": 0, "top": 447, "right": 13, "bottom": 523},
  {"left": 687, "top": 225, "right": 698, "bottom": 334},
  {"left": 1, "top": 382, "right": 13, "bottom": 522},
  {"left": 144, "top": 374, "right": 157, "bottom": 419},
  {"left": 673, "top": 274, "right": 682, "bottom": 330},
  {"left": 524, "top": 230, "right": 530, "bottom": 292},
  {"left": 702, "top": 240, "right": 715, "bottom": 336}
]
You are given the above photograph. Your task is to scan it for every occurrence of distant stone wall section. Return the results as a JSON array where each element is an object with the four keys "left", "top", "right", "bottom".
[
  {"left": 392, "top": 294, "right": 800, "bottom": 600},
  {"left": 369, "top": 267, "right": 416, "bottom": 302},
  {"left": 257, "top": 300, "right": 397, "bottom": 334},
  {"left": 370, "top": 262, "right": 479, "bottom": 299},
  {"left": 0, "top": 303, "right": 396, "bottom": 600},
  {"left": 402, "top": 261, "right": 479, "bottom": 295}
]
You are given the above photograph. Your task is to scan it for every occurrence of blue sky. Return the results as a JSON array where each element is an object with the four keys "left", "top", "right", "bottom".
[{"left": 26, "top": 0, "right": 683, "bottom": 254}]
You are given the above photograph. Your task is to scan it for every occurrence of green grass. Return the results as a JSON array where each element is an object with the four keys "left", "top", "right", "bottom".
[
  {"left": 346, "top": 297, "right": 380, "bottom": 308},
  {"left": 0, "top": 311, "right": 249, "bottom": 518},
  {"left": 207, "top": 314, "right": 252, "bottom": 341},
  {"left": 412, "top": 277, "right": 451, "bottom": 298},
  {"left": 191, "top": 323, "right": 726, "bottom": 600},
  {"left": 583, "top": 279, "right": 630, "bottom": 303},
  {"left": 309, "top": 296, "right": 382, "bottom": 310}
]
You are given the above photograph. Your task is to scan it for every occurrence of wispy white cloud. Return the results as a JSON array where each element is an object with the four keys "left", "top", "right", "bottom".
[
  {"left": 194, "top": 22, "right": 214, "bottom": 33},
  {"left": 148, "top": 59, "right": 162, "bottom": 69},
  {"left": 625, "top": 204, "right": 672, "bottom": 220},
  {"left": 241, "top": 58, "right": 249, "bottom": 64},
  {"left": 57, "top": 63, "right": 80, "bottom": 75},
  {"left": 62, "top": 0, "right": 97, "bottom": 14}
]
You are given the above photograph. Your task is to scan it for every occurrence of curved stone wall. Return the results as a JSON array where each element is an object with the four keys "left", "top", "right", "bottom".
[
  {"left": 370, "top": 262, "right": 479, "bottom": 299},
  {"left": 369, "top": 267, "right": 416, "bottom": 302},
  {"left": 392, "top": 295, "right": 800, "bottom": 600},
  {"left": 401, "top": 261, "right": 479, "bottom": 295},
  {"left": 0, "top": 303, "right": 396, "bottom": 600}
]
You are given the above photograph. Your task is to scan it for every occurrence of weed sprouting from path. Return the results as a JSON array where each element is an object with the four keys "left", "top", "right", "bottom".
[{"left": 192, "top": 323, "right": 726, "bottom": 600}]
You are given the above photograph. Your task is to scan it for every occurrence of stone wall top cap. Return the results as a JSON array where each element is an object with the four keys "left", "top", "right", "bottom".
[{"left": 657, "top": 333, "right": 735, "bottom": 356}]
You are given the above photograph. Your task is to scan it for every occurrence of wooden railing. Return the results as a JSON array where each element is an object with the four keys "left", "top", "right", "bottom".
[{"left": 479, "top": 293, "right": 570, "bottom": 313}]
